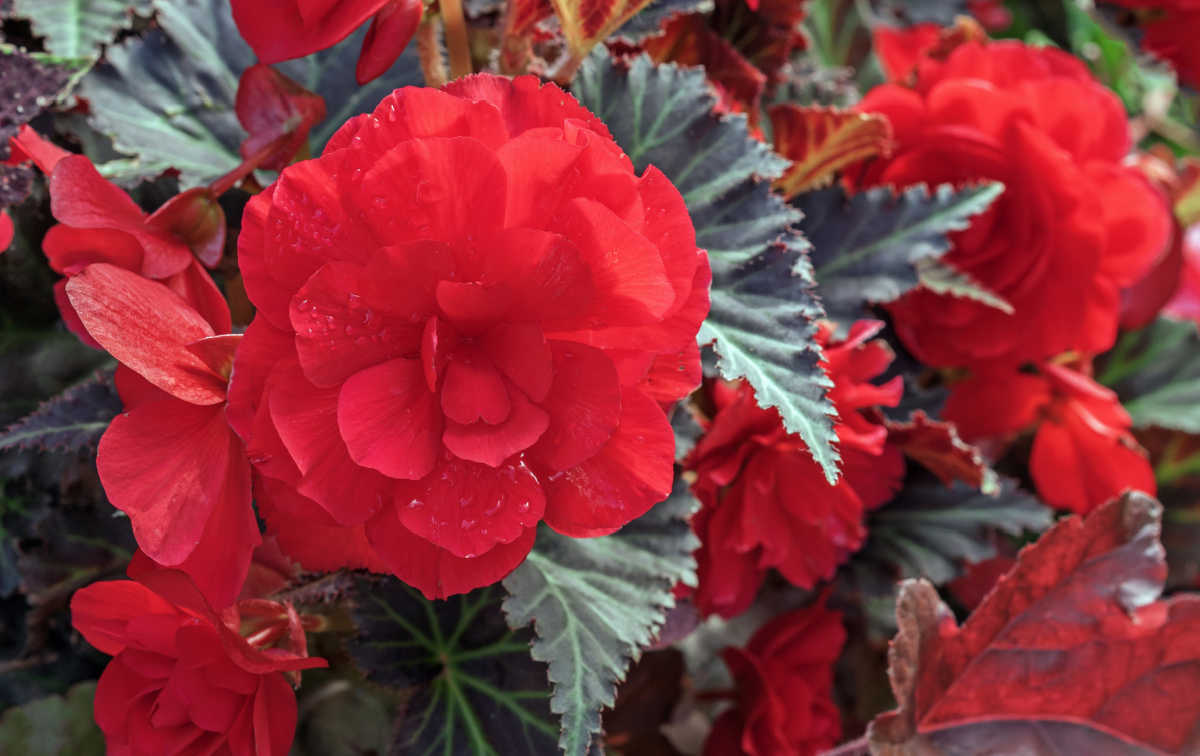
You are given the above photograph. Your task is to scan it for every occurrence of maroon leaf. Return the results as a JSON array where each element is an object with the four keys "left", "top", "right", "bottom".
[
  {"left": 883, "top": 410, "right": 996, "bottom": 493},
  {"left": 869, "top": 492, "right": 1200, "bottom": 755}
]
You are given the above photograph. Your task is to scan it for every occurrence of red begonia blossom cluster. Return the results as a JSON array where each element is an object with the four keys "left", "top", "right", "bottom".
[{"left": 230, "top": 74, "right": 709, "bottom": 599}]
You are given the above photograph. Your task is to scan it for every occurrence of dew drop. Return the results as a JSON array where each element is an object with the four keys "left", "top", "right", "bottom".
[
  {"left": 517, "top": 500, "right": 531, "bottom": 513},
  {"left": 460, "top": 519, "right": 476, "bottom": 530},
  {"left": 408, "top": 498, "right": 424, "bottom": 509}
]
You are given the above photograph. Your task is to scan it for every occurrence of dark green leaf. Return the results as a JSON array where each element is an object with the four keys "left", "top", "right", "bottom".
[
  {"left": 575, "top": 52, "right": 840, "bottom": 481},
  {"left": 801, "top": 182, "right": 1004, "bottom": 325},
  {"left": 0, "top": 681, "right": 104, "bottom": 756},
  {"left": 859, "top": 475, "right": 1051, "bottom": 585},
  {"left": 0, "top": 371, "right": 120, "bottom": 454},
  {"left": 502, "top": 478, "right": 699, "bottom": 756},
  {"left": 915, "top": 258, "right": 1013, "bottom": 315},
  {"left": 8, "top": 0, "right": 149, "bottom": 62},
  {"left": 616, "top": 0, "right": 713, "bottom": 39},
  {"left": 347, "top": 580, "right": 558, "bottom": 756},
  {"left": 1097, "top": 317, "right": 1200, "bottom": 434}
]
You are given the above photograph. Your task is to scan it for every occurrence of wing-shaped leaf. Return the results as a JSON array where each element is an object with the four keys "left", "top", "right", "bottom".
[
  {"left": 0, "top": 371, "right": 120, "bottom": 454},
  {"left": 575, "top": 52, "right": 840, "bottom": 481},
  {"left": 347, "top": 580, "right": 558, "bottom": 756},
  {"left": 9, "top": 0, "right": 149, "bottom": 62},
  {"left": 869, "top": 492, "right": 1200, "bottom": 756},
  {"left": 768, "top": 104, "right": 891, "bottom": 198},
  {"left": 860, "top": 474, "right": 1050, "bottom": 585},
  {"left": 502, "top": 479, "right": 699, "bottom": 756},
  {"left": 800, "top": 182, "right": 1004, "bottom": 325},
  {"left": 1098, "top": 317, "right": 1200, "bottom": 434}
]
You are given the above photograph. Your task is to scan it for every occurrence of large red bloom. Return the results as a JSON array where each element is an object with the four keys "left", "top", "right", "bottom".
[
  {"left": 854, "top": 39, "right": 1171, "bottom": 368},
  {"left": 944, "top": 361, "right": 1157, "bottom": 514},
  {"left": 71, "top": 554, "right": 325, "bottom": 756},
  {"left": 231, "top": 0, "right": 423, "bottom": 84},
  {"left": 229, "top": 74, "right": 710, "bottom": 599},
  {"left": 702, "top": 601, "right": 845, "bottom": 756},
  {"left": 1104, "top": 1, "right": 1200, "bottom": 87},
  {"left": 683, "top": 321, "right": 903, "bottom": 618},
  {"left": 67, "top": 264, "right": 258, "bottom": 609}
]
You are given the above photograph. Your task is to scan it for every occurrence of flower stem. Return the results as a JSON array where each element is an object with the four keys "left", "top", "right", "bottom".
[
  {"left": 208, "top": 138, "right": 280, "bottom": 197},
  {"left": 440, "top": 0, "right": 472, "bottom": 79},
  {"left": 417, "top": 17, "right": 449, "bottom": 87}
]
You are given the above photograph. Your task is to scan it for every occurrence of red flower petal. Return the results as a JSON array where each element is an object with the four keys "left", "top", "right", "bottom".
[
  {"left": 291, "top": 261, "right": 422, "bottom": 387},
  {"left": 443, "top": 74, "right": 612, "bottom": 141},
  {"left": 395, "top": 454, "right": 545, "bottom": 558},
  {"left": 550, "top": 198, "right": 675, "bottom": 325},
  {"left": 442, "top": 384, "right": 549, "bottom": 467},
  {"left": 253, "top": 672, "right": 298, "bottom": 756},
  {"left": 483, "top": 322, "right": 553, "bottom": 402},
  {"left": 355, "top": 0, "right": 423, "bottom": 84},
  {"left": 97, "top": 398, "right": 249, "bottom": 569},
  {"left": 256, "top": 476, "right": 389, "bottom": 573},
  {"left": 49, "top": 156, "right": 192, "bottom": 279},
  {"left": 542, "top": 388, "right": 673, "bottom": 537},
  {"left": 337, "top": 358, "right": 443, "bottom": 480},
  {"left": 440, "top": 354, "right": 512, "bottom": 425},
  {"left": 66, "top": 264, "right": 227, "bottom": 405},
  {"left": 230, "top": 0, "right": 388, "bottom": 63},
  {"left": 163, "top": 259, "right": 234, "bottom": 335},
  {"left": 527, "top": 341, "right": 622, "bottom": 472},
  {"left": 42, "top": 224, "right": 143, "bottom": 275},
  {"left": 267, "top": 361, "right": 395, "bottom": 523},
  {"left": 70, "top": 581, "right": 180, "bottom": 656},
  {"left": 368, "top": 507, "right": 537, "bottom": 599}
]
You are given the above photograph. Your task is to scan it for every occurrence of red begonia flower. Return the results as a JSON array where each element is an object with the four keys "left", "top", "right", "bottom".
[
  {"left": 853, "top": 39, "right": 1172, "bottom": 368},
  {"left": 229, "top": 74, "right": 710, "bottom": 599},
  {"left": 683, "top": 321, "right": 903, "bottom": 618},
  {"left": 236, "top": 64, "right": 327, "bottom": 172},
  {"left": 67, "top": 264, "right": 258, "bottom": 608},
  {"left": 6, "top": 124, "right": 71, "bottom": 173},
  {"left": 231, "top": 0, "right": 422, "bottom": 85},
  {"left": 702, "top": 601, "right": 845, "bottom": 756},
  {"left": 1165, "top": 224, "right": 1200, "bottom": 322},
  {"left": 71, "top": 554, "right": 326, "bottom": 756},
  {"left": 944, "top": 362, "right": 1156, "bottom": 514}
]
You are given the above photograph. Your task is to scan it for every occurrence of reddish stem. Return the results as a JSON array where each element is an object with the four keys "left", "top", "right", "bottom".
[{"left": 441, "top": 0, "right": 472, "bottom": 79}]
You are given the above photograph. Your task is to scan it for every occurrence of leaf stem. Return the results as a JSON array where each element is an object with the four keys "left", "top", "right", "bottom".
[
  {"left": 441, "top": 0, "right": 472, "bottom": 80},
  {"left": 416, "top": 17, "right": 449, "bottom": 87}
]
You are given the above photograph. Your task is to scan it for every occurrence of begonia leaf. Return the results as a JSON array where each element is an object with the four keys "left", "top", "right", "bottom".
[
  {"left": 78, "top": 0, "right": 421, "bottom": 188},
  {"left": 769, "top": 104, "right": 892, "bottom": 198},
  {"left": 868, "top": 492, "right": 1200, "bottom": 755},
  {"left": 0, "top": 681, "right": 104, "bottom": 756},
  {"left": 1098, "top": 317, "right": 1200, "bottom": 434},
  {"left": 502, "top": 478, "right": 699, "bottom": 756},
  {"left": 575, "top": 52, "right": 841, "bottom": 482},
  {"left": 858, "top": 474, "right": 1051, "bottom": 585},
  {"left": 346, "top": 580, "right": 559, "bottom": 755},
  {"left": 914, "top": 257, "right": 1014, "bottom": 315},
  {"left": 799, "top": 182, "right": 1004, "bottom": 326},
  {"left": 883, "top": 410, "right": 997, "bottom": 493},
  {"left": 0, "top": 370, "right": 121, "bottom": 453},
  {"left": 8, "top": 0, "right": 150, "bottom": 62}
]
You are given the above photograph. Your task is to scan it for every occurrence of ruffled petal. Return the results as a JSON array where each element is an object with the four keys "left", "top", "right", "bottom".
[
  {"left": 337, "top": 358, "right": 443, "bottom": 480},
  {"left": 395, "top": 454, "right": 545, "bottom": 558},
  {"left": 527, "top": 341, "right": 622, "bottom": 472},
  {"left": 542, "top": 388, "right": 673, "bottom": 537}
]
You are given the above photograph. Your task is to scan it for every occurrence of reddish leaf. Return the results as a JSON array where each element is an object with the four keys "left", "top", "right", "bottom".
[
  {"left": 768, "top": 104, "right": 892, "bottom": 199},
  {"left": 883, "top": 410, "right": 996, "bottom": 492},
  {"left": 869, "top": 492, "right": 1200, "bottom": 756},
  {"left": 506, "top": 0, "right": 554, "bottom": 36},
  {"left": 235, "top": 64, "right": 327, "bottom": 172},
  {"left": 642, "top": 14, "right": 766, "bottom": 115},
  {"left": 550, "top": 0, "right": 658, "bottom": 62}
]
